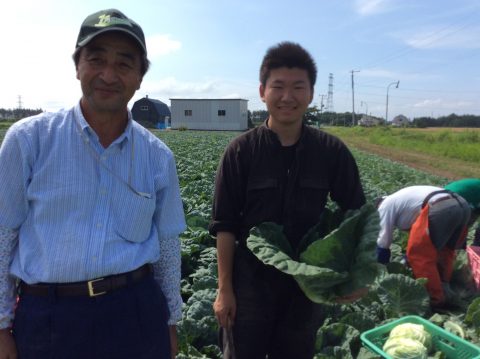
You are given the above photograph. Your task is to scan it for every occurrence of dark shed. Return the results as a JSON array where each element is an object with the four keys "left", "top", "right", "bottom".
[{"left": 132, "top": 96, "right": 171, "bottom": 129}]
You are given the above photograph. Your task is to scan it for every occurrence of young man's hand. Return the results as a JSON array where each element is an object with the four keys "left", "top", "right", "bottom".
[
  {"left": 0, "top": 328, "right": 17, "bottom": 359},
  {"left": 213, "top": 287, "right": 236, "bottom": 328},
  {"left": 169, "top": 325, "right": 178, "bottom": 359}
]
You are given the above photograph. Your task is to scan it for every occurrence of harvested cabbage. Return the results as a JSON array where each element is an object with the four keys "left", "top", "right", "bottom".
[
  {"left": 383, "top": 337, "right": 428, "bottom": 359},
  {"left": 443, "top": 320, "right": 465, "bottom": 339},
  {"left": 389, "top": 323, "right": 432, "bottom": 351}
]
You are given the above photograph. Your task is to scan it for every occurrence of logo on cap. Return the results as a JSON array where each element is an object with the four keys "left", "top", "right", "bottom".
[{"left": 95, "top": 14, "right": 133, "bottom": 28}]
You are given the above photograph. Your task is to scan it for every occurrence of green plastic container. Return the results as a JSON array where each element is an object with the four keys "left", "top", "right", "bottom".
[{"left": 361, "top": 315, "right": 480, "bottom": 359}]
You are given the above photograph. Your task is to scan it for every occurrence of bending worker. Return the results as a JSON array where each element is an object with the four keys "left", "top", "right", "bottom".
[{"left": 376, "top": 184, "right": 473, "bottom": 307}]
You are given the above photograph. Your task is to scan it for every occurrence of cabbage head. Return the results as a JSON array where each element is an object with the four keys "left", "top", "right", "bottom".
[
  {"left": 389, "top": 323, "right": 432, "bottom": 352},
  {"left": 383, "top": 337, "right": 428, "bottom": 359}
]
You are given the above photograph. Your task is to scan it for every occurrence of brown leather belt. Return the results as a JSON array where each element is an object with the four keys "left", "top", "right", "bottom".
[{"left": 19, "top": 264, "right": 152, "bottom": 297}]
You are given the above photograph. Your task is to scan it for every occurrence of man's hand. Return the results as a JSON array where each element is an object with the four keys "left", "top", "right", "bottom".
[
  {"left": 169, "top": 325, "right": 177, "bottom": 359},
  {"left": 376, "top": 246, "right": 391, "bottom": 264},
  {"left": 213, "top": 287, "right": 236, "bottom": 329},
  {"left": 0, "top": 328, "right": 17, "bottom": 359},
  {"left": 335, "top": 287, "right": 369, "bottom": 304},
  {"left": 214, "top": 232, "right": 236, "bottom": 329}
]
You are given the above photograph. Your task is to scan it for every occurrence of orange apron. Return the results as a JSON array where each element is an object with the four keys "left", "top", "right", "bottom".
[{"left": 406, "top": 205, "right": 456, "bottom": 305}]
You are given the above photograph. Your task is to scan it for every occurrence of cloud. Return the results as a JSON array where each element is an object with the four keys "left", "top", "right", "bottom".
[
  {"left": 359, "top": 68, "right": 432, "bottom": 82},
  {"left": 360, "top": 68, "right": 402, "bottom": 79},
  {"left": 413, "top": 99, "right": 442, "bottom": 108},
  {"left": 142, "top": 76, "right": 218, "bottom": 96},
  {"left": 403, "top": 26, "right": 480, "bottom": 49},
  {"left": 413, "top": 98, "right": 473, "bottom": 110},
  {"left": 146, "top": 34, "right": 182, "bottom": 58},
  {"left": 355, "top": 0, "right": 392, "bottom": 16}
]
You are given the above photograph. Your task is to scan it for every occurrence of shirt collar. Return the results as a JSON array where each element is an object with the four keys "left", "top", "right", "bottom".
[
  {"left": 260, "top": 118, "right": 306, "bottom": 148},
  {"left": 73, "top": 101, "right": 133, "bottom": 148}
]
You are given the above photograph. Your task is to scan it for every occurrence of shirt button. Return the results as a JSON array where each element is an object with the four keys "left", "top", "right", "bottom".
[{"left": 96, "top": 222, "right": 102, "bottom": 228}]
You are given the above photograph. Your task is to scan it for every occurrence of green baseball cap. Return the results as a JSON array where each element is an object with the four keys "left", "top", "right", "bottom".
[
  {"left": 445, "top": 178, "right": 480, "bottom": 210},
  {"left": 75, "top": 9, "right": 147, "bottom": 54}
]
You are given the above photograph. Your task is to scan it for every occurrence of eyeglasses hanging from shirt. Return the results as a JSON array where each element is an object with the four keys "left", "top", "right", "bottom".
[{"left": 74, "top": 117, "right": 152, "bottom": 199}]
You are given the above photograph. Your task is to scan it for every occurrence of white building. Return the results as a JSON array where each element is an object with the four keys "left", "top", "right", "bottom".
[
  {"left": 170, "top": 99, "right": 248, "bottom": 131},
  {"left": 358, "top": 115, "right": 381, "bottom": 127}
]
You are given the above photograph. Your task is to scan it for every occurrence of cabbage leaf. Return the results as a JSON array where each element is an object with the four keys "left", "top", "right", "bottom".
[
  {"left": 246, "top": 204, "right": 385, "bottom": 303},
  {"left": 376, "top": 274, "right": 430, "bottom": 317}
]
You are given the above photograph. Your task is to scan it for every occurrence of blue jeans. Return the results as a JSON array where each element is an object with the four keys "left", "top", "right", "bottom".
[{"left": 13, "top": 275, "right": 171, "bottom": 359}]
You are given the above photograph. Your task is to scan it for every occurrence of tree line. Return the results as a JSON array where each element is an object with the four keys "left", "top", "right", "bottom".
[
  {"left": 412, "top": 114, "right": 480, "bottom": 128},
  {"left": 3, "top": 108, "right": 480, "bottom": 128},
  {"left": 0, "top": 108, "right": 43, "bottom": 121},
  {"left": 250, "top": 108, "right": 480, "bottom": 128}
]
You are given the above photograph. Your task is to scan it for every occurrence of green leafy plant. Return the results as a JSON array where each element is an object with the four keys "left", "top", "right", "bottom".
[{"left": 246, "top": 204, "right": 385, "bottom": 303}]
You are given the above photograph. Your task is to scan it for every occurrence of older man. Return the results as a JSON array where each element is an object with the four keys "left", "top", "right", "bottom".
[{"left": 0, "top": 9, "right": 185, "bottom": 359}]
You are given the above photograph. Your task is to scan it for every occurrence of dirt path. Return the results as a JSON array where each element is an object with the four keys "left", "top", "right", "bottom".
[{"left": 341, "top": 138, "right": 478, "bottom": 181}]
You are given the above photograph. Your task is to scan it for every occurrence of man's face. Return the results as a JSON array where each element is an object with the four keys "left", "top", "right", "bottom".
[
  {"left": 76, "top": 32, "right": 143, "bottom": 115},
  {"left": 259, "top": 67, "right": 313, "bottom": 127}
]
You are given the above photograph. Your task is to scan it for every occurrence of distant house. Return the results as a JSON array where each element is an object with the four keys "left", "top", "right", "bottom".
[
  {"left": 132, "top": 96, "right": 171, "bottom": 129},
  {"left": 170, "top": 99, "right": 248, "bottom": 131},
  {"left": 391, "top": 114, "right": 410, "bottom": 127},
  {"left": 358, "top": 115, "right": 381, "bottom": 127}
]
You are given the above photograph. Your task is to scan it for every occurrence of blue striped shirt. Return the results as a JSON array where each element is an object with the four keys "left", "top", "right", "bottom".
[{"left": 0, "top": 103, "right": 186, "bottom": 327}]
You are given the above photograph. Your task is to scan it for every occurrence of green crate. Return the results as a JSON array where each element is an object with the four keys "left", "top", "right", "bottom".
[{"left": 361, "top": 315, "right": 480, "bottom": 359}]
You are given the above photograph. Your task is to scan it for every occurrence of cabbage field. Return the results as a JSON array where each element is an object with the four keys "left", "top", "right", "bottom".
[
  {"left": 1, "top": 127, "right": 479, "bottom": 358},
  {"left": 151, "top": 130, "right": 480, "bottom": 358}
]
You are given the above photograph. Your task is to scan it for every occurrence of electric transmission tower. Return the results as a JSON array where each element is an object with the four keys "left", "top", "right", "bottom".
[
  {"left": 17, "top": 95, "right": 23, "bottom": 110},
  {"left": 326, "top": 73, "right": 334, "bottom": 112}
]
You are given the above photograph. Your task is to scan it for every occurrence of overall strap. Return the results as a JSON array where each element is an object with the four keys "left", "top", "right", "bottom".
[{"left": 422, "top": 189, "right": 454, "bottom": 208}]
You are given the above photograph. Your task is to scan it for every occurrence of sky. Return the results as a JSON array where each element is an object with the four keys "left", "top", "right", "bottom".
[{"left": 1, "top": 0, "right": 479, "bottom": 120}]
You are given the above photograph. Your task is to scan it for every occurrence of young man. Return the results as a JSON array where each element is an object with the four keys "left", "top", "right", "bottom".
[
  {"left": 0, "top": 9, "right": 185, "bottom": 359},
  {"left": 209, "top": 42, "right": 365, "bottom": 359},
  {"left": 376, "top": 185, "right": 472, "bottom": 307}
]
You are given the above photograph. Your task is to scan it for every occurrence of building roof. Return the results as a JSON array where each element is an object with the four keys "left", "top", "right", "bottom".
[
  {"left": 392, "top": 114, "right": 409, "bottom": 122},
  {"left": 134, "top": 97, "right": 170, "bottom": 116}
]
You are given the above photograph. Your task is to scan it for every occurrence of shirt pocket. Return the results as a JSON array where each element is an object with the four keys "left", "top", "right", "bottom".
[
  {"left": 113, "top": 190, "right": 156, "bottom": 243},
  {"left": 244, "top": 176, "right": 279, "bottom": 222},
  {"left": 295, "top": 177, "right": 330, "bottom": 220}
]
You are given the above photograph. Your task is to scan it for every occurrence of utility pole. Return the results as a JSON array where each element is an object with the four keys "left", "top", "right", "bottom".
[
  {"left": 385, "top": 80, "right": 400, "bottom": 123},
  {"left": 361, "top": 101, "right": 368, "bottom": 118},
  {"left": 319, "top": 94, "right": 325, "bottom": 113},
  {"left": 319, "top": 94, "right": 325, "bottom": 126},
  {"left": 326, "top": 73, "right": 334, "bottom": 112},
  {"left": 16, "top": 95, "right": 23, "bottom": 120},
  {"left": 350, "top": 70, "right": 360, "bottom": 126}
]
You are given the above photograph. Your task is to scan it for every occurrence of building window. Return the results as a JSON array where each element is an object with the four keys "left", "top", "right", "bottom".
[
  {"left": 185, "top": 110, "right": 192, "bottom": 116},
  {"left": 218, "top": 110, "right": 226, "bottom": 116},
  {"left": 140, "top": 105, "right": 149, "bottom": 111}
]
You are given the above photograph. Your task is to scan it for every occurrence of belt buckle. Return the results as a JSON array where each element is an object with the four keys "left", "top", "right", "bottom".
[{"left": 87, "top": 278, "right": 106, "bottom": 297}]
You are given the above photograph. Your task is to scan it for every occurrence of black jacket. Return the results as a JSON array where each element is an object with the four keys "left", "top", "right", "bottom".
[{"left": 209, "top": 121, "right": 366, "bottom": 248}]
